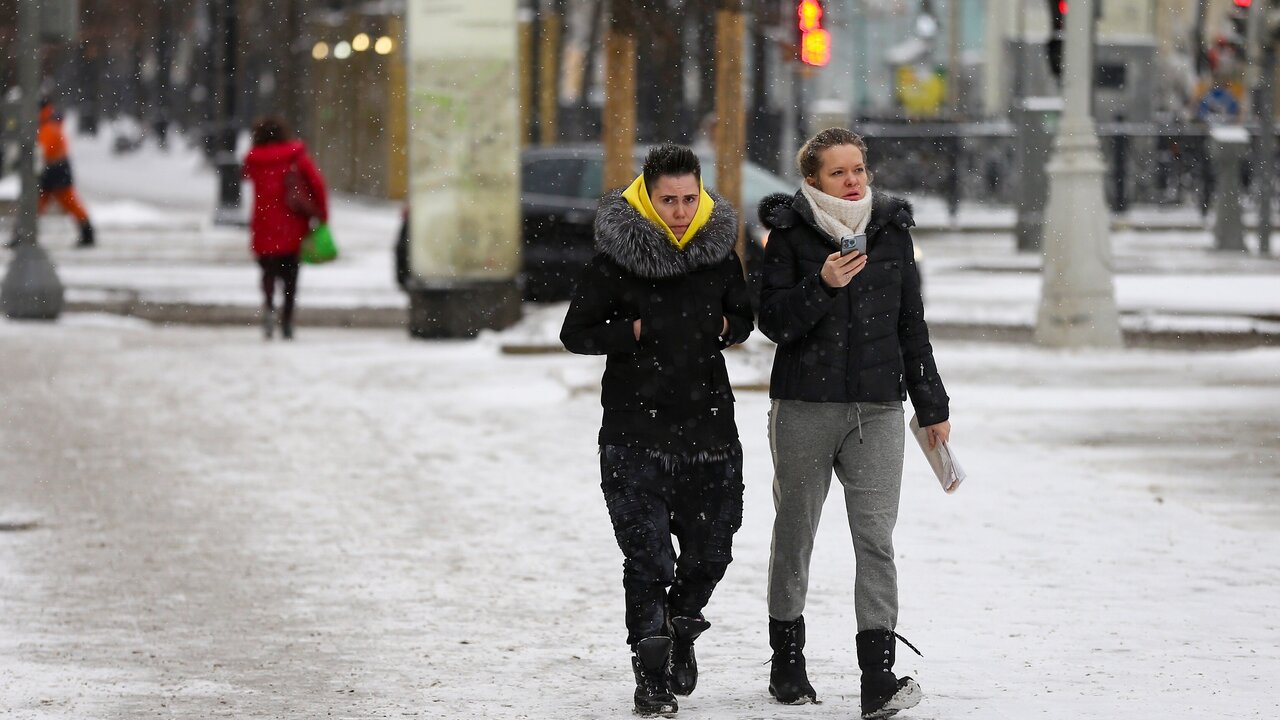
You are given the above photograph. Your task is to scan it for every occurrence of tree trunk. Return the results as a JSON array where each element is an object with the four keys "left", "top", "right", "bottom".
[
  {"left": 603, "top": 0, "right": 637, "bottom": 192},
  {"left": 715, "top": 0, "right": 746, "bottom": 268}
]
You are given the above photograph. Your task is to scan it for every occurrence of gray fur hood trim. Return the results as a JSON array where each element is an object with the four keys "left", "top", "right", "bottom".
[{"left": 594, "top": 189, "right": 739, "bottom": 279}]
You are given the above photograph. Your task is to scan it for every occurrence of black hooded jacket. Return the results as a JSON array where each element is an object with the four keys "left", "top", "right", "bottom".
[
  {"left": 561, "top": 189, "right": 754, "bottom": 454},
  {"left": 756, "top": 190, "right": 949, "bottom": 427}
]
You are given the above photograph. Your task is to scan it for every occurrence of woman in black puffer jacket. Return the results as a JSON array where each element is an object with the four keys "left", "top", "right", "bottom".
[
  {"left": 560, "top": 144, "right": 753, "bottom": 716},
  {"left": 757, "top": 128, "right": 951, "bottom": 720}
]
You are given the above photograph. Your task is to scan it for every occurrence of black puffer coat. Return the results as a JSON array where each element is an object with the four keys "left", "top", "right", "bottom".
[
  {"left": 561, "top": 190, "right": 754, "bottom": 454},
  {"left": 757, "top": 190, "right": 949, "bottom": 427}
]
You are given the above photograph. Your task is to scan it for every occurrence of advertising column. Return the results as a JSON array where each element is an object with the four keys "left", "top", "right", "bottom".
[{"left": 405, "top": 0, "right": 522, "bottom": 338}]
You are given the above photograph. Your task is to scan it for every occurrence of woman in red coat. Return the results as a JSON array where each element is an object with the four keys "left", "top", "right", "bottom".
[{"left": 241, "top": 116, "right": 328, "bottom": 340}]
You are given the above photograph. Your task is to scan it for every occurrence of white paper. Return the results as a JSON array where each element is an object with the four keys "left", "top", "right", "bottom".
[{"left": 909, "top": 414, "right": 966, "bottom": 493}]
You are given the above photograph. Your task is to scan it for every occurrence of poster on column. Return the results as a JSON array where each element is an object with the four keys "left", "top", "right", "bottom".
[{"left": 406, "top": 0, "right": 521, "bottom": 283}]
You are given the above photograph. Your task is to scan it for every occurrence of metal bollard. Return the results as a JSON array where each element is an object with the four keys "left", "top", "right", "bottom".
[
  {"left": 1210, "top": 125, "right": 1249, "bottom": 252},
  {"left": 1015, "top": 97, "right": 1062, "bottom": 253},
  {"left": 1111, "top": 132, "right": 1129, "bottom": 213}
]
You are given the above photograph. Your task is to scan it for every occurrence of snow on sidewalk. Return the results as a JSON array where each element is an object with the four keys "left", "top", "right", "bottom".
[{"left": 0, "top": 317, "right": 1277, "bottom": 719}]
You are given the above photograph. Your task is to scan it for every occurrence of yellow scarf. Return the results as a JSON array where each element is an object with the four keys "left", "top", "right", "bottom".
[{"left": 621, "top": 173, "right": 715, "bottom": 250}]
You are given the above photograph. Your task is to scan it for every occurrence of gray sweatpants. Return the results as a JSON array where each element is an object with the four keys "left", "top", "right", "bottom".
[{"left": 767, "top": 399, "right": 905, "bottom": 631}]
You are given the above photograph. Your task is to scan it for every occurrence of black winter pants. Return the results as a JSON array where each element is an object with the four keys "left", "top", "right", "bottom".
[
  {"left": 257, "top": 254, "right": 300, "bottom": 327},
  {"left": 599, "top": 443, "right": 745, "bottom": 645}
]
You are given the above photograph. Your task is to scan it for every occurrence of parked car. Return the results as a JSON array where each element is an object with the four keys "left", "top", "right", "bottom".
[{"left": 396, "top": 143, "right": 794, "bottom": 304}]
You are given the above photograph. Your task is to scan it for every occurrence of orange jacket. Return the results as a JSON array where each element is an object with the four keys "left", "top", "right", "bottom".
[{"left": 38, "top": 106, "right": 69, "bottom": 165}]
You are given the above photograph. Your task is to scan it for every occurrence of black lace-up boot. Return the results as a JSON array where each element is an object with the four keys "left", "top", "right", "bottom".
[
  {"left": 631, "top": 636, "right": 677, "bottom": 716},
  {"left": 668, "top": 615, "right": 711, "bottom": 696},
  {"left": 856, "top": 629, "right": 922, "bottom": 719},
  {"left": 768, "top": 616, "right": 817, "bottom": 704}
]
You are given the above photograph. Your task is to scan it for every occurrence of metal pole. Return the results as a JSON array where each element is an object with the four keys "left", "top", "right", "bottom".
[
  {"left": 212, "top": 0, "right": 242, "bottom": 225},
  {"left": 1014, "top": 0, "right": 1025, "bottom": 101},
  {"left": 1257, "top": 42, "right": 1276, "bottom": 255},
  {"left": 1193, "top": 0, "right": 1209, "bottom": 75},
  {"left": 2, "top": 0, "right": 66, "bottom": 320},
  {"left": 1035, "top": 0, "right": 1121, "bottom": 348},
  {"left": 1242, "top": 0, "right": 1266, "bottom": 119},
  {"left": 948, "top": 0, "right": 962, "bottom": 117},
  {"left": 778, "top": 59, "right": 797, "bottom": 178},
  {"left": 9, "top": 0, "right": 40, "bottom": 250}
]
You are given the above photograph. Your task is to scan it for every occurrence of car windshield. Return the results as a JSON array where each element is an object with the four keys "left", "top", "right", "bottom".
[
  {"left": 699, "top": 160, "right": 794, "bottom": 209},
  {"left": 570, "top": 150, "right": 795, "bottom": 207}
]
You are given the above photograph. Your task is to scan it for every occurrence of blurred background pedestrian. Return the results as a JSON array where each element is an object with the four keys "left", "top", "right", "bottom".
[
  {"left": 36, "top": 99, "right": 96, "bottom": 249},
  {"left": 240, "top": 115, "right": 328, "bottom": 341}
]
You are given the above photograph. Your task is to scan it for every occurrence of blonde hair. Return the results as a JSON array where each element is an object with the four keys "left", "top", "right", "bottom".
[{"left": 796, "top": 127, "right": 872, "bottom": 182}]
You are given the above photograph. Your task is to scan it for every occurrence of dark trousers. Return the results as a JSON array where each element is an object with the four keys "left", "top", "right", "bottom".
[
  {"left": 600, "top": 443, "right": 745, "bottom": 645},
  {"left": 257, "top": 255, "right": 300, "bottom": 326}
]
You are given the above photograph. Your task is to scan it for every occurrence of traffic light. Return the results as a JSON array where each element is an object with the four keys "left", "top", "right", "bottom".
[
  {"left": 1047, "top": 0, "right": 1066, "bottom": 81},
  {"left": 1229, "top": 0, "right": 1250, "bottom": 47},
  {"left": 797, "top": 0, "right": 831, "bottom": 67}
]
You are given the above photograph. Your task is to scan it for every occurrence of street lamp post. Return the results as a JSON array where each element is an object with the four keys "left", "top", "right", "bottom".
[
  {"left": 2, "top": 0, "right": 65, "bottom": 321},
  {"left": 1034, "top": 0, "right": 1122, "bottom": 348},
  {"left": 211, "top": 0, "right": 242, "bottom": 225}
]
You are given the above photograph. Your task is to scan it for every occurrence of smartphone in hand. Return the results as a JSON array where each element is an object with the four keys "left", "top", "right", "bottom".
[{"left": 840, "top": 233, "right": 867, "bottom": 256}]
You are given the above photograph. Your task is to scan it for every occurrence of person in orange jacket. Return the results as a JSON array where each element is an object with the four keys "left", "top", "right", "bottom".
[{"left": 38, "top": 99, "right": 95, "bottom": 248}]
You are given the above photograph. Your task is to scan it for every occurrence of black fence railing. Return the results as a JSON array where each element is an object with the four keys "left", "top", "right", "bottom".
[{"left": 852, "top": 121, "right": 1277, "bottom": 218}]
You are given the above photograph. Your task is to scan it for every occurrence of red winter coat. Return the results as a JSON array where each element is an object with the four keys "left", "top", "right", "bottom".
[{"left": 241, "top": 140, "right": 329, "bottom": 257}]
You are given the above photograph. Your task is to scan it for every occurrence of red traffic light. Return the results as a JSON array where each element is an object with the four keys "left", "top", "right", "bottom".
[
  {"left": 797, "top": 0, "right": 830, "bottom": 67},
  {"left": 798, "top": 0, "right": 823, "bottom": 32},
  {"left": 801, "top": 28, "right": 831, "bottom": 67},
  {"left": 1234, "top": 0, "right": 1251, "bottom": 7}
]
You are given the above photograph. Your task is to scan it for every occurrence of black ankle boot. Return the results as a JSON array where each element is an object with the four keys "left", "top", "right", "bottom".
[
  {"left": 856, "top": 629, "right": 922, "bottom": 719},
  {"left": 631, "top": 636, "right": 677, "bottom": 716},
  {"left": 668, "top": 615, "right": 711, "bottom": 696},
  {"left": 768, "top": 616, "right": 817, "bottom": 704},
  {"left": 76, "top": 222, "right": 95, "bottom": 248}
]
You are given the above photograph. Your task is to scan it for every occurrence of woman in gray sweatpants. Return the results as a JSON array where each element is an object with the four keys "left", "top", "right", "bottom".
[{"left": 755, "top": 128, "right": 952, "bottom": 719}]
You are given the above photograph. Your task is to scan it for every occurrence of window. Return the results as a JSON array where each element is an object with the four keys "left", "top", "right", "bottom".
[
  {"left": 579, "top": 160, "right": 603, "bottom": 200},
  {"left": 522, "top": 159, "right": 585, "bottom": 198},
  {"left": 1095, "top": 64, "right": 1126, "bottom": 90}
]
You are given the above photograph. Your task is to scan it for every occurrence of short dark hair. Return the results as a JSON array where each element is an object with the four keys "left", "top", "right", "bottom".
[
  {"left": 642, "top": 143, "right": 701, "bottom": 190},
  {"left": 796, "top": 127, "right": 871, "bottom": 181},
  {"left": 251, "top": 116, "right": 291, "bottom": 146}
]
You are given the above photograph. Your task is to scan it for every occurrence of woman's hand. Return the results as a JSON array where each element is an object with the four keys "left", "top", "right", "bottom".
[
  {"left": 633, "top": 319, "right": 642, "bottom": 341},
  {"left": 819, "top": 250, "right": 868, "bottom": 288},
  {"left": 925, "top": 420, "right": 951, "bottom": 450}
]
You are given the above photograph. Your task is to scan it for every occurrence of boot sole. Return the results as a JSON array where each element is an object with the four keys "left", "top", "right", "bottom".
[
  {"left": 862, "top": 681, "right": 921, "bottom": 719},
  {"left": 769, "top": 686, "right": 818, "bottom": 705},
  {"left": 633, "top": 703, "right": 678, "bottom": 717}
]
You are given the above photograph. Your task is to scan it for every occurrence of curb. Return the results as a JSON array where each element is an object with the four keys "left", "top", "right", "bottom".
[
  {"left": 66, "top": 298, "right": 409, "bottom": 329},
  {"left": 929, "top": 322, "right": 1280, "bottom": 350},
  {"left": 60, "top": 299, "right": 1280, "bottom": 351}
]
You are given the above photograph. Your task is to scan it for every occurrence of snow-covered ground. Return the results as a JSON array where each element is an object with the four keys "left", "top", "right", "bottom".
[{"left": 1, "top": 316, "right": 1277, "bottom": 719}]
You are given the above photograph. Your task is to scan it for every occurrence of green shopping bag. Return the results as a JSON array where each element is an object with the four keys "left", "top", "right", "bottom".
[{"left": 301, "top": 222, "right": 338, "bottom": 264}]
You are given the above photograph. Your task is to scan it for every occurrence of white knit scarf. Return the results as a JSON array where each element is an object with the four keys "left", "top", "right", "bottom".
[{"left": 799, "top": 182, "right": 873, "bottom": 242}]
